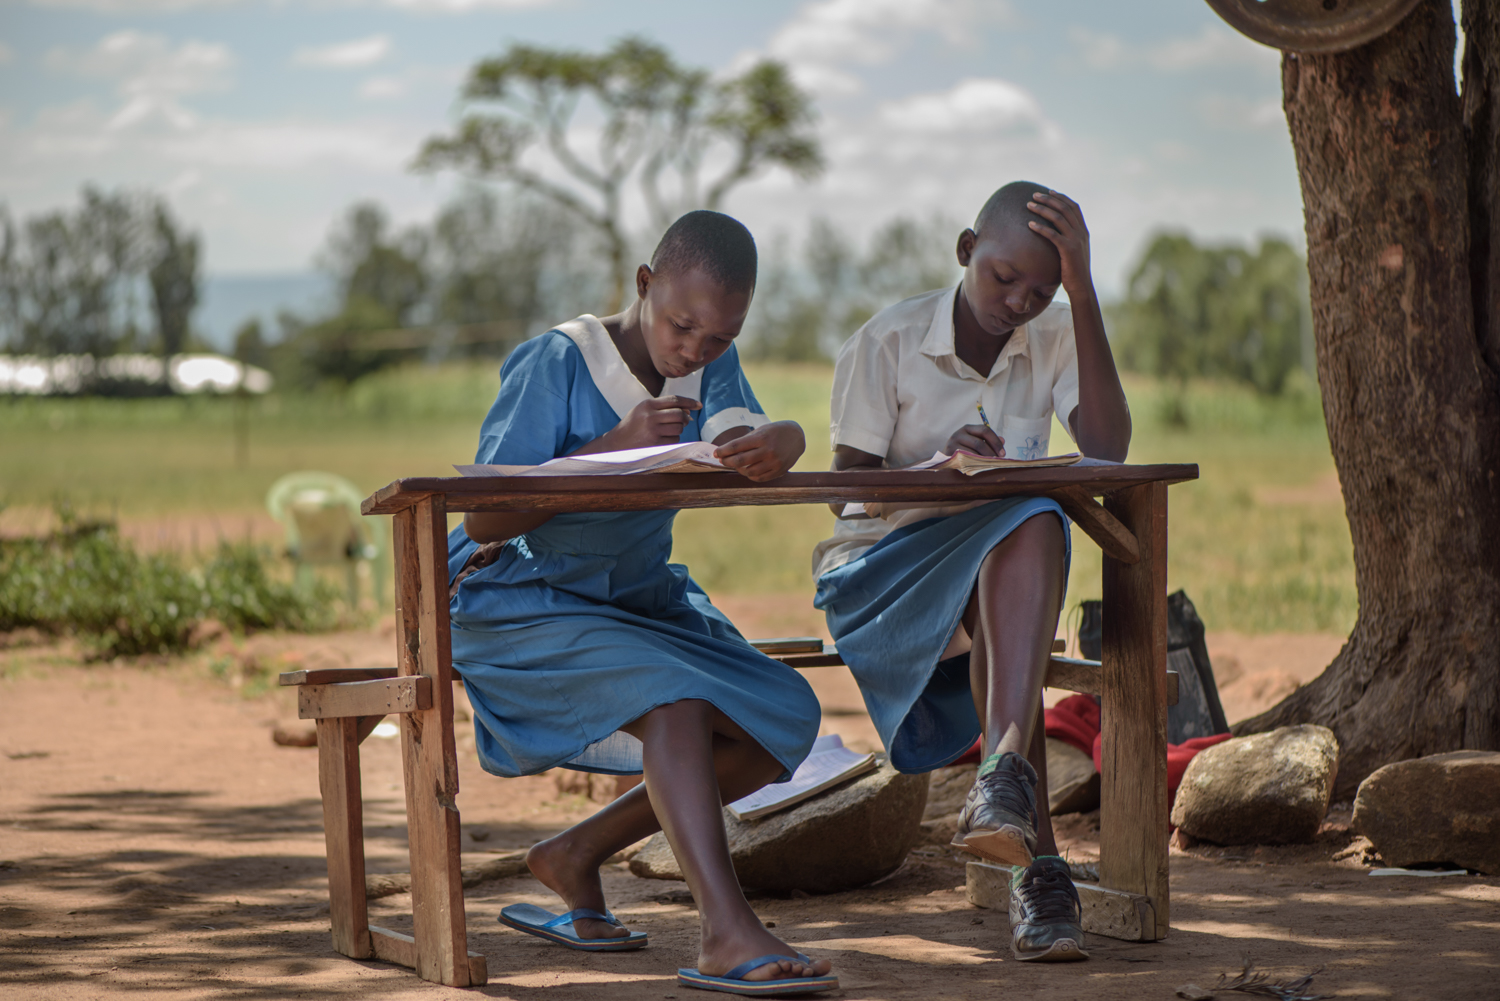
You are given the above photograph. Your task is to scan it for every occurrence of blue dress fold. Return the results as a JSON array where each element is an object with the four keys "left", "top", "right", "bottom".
[
  {"left": 814, "top": 498, "right": 1070, "bottom": 773},
  {"left": 448, "top": 327, "right": 821, "bottom": 781}
]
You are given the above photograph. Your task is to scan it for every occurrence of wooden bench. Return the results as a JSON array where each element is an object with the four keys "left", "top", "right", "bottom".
[{"left": 278, "top": 463, "right": 1193, "bottom": 986}]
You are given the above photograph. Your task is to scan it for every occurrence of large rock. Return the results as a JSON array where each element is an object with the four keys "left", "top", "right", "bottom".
[
  {"left": 630, "top": 762, "right": 928, "bottom": 893},
  {"left": 1352, "top": 751, "right": 1500, "bottom": 874},
  {"left": 1046, "top": 737, "right": 1100, "bottom": 815},
  {"left": 1170, "top": 725, "right": 1338, "bottom": 845}
]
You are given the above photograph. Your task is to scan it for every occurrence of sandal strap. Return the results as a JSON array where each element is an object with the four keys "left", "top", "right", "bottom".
[
  {"left": 722, "top": 953, "right": 813, "bottom": 981},
  {"left": 543, "top": 908, "right": 617, "bottom": 929}
]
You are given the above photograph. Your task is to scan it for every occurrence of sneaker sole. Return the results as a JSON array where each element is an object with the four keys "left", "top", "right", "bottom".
[
  {"left": 951, "top": 826, "right": 1035, "bottom": 868},
  {"left": 1014, "top": 937, "right": 1089, "bottom": 962}
]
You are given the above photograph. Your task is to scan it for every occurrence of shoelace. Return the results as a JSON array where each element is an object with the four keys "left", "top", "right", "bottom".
[
  {"left": 975, "top": 766, "right": 1037, "bottom": 826},
  {"left": 1015, "top": 868, "right": 1080, "bottom": 924}
]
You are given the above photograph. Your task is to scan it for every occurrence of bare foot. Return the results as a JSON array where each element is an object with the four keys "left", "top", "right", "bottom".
[
  {"left": 524, "top": 833, "right": 629, "bottom": 941},
  {"left": 698, "top": 920, "right": 833, "bottom": 983}
]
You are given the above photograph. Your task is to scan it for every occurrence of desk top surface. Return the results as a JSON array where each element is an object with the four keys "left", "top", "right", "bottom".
[{"left": 362, "top": 462, "right": 1198, "bottom": 515}]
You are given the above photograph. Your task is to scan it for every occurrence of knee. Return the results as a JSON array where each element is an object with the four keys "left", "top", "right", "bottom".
[{"left": 984, "top": 512, "right": 1066, "bottom": 568}]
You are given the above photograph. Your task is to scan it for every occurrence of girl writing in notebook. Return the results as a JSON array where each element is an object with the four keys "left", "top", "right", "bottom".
[
  {"left": 449, "top": 211, "right": 835, "bottom": 995},
  {"left": 813, "top": 183, "right": 1131, "bottom": 964}
]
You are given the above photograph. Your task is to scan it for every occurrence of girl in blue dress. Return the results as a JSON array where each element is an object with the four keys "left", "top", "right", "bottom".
[{"left": 450, "top": 211, "right": 836, "bottom": 994}]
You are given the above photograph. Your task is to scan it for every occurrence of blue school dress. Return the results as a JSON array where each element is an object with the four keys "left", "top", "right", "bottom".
[
  {"left": 814, "top": 500, "right": 1071, "bottom": 774},
  {"left": 447, "top": 316, "right": 822, "bottom": 780}
]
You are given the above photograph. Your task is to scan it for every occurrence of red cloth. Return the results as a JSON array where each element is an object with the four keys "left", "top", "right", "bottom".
[{"left": 951, "top": 694, "right": 1231, "bottom": 814}]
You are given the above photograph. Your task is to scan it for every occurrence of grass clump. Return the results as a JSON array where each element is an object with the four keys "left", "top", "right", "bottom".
[{"left": 0, "top": 508, "right": 340, "bottom": 657}]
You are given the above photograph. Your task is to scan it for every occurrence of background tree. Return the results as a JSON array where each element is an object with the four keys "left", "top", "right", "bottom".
[
  {"left": 1227, "top": 0, "right": 1500, "bottom": 797},
  {"left": 147, "top": 202, "right": 201, "bottom": 358},
  {"left": 1112, "top": 233, "right": 1312, "bottom": 397},
  {"left": 415, "top": 37, "right": 823, "bottom": 310}
]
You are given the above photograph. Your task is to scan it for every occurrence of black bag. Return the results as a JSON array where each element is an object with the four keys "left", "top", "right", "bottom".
[{"left": 1076, "top": 590, "right": 1229, "bottom": 744}]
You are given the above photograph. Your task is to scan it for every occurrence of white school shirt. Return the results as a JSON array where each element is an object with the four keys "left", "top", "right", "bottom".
[{"left": 811, "top": 285, "right": 1081, "bottom": 580}]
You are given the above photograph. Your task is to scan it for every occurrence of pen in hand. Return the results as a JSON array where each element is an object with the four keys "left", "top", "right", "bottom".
[{"left": 975, "top": 402, "right": 993, "bottom": 431}]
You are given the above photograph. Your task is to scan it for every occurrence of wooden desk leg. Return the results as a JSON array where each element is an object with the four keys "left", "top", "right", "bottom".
[
  {"left": 1099, "top": 481, "right": 1170, "bottom": 941},
  {"left": 316, "top": 716, "right": 372, "bottom": 959},
  {"left": 393, "top": 498, "right": 476, "bottom": 987}
]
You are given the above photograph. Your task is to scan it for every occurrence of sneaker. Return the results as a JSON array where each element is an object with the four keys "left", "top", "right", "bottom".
[
  {"left": 1009, "top": 856, "right": 1089, "bottom": 962},
  {"left": 950, "top": 751, "right": 1038, "bottom": 867}
]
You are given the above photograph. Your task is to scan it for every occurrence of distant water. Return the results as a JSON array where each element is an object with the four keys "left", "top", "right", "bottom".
[{"left": 197, "top": 272, "right": 336, "bottom": 350}]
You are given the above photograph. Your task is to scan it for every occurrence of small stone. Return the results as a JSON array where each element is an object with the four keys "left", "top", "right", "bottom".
[
  {"left": 1176, "top": 985, "right": 1215, "bottom": 1001},
  {"left": 468, "top": 827, "right": 490, "bottom": 842},
  {"left": 1169, "top": 725, "right": 1338, "bottom": 845},
  {"left": 630, "top": 762, "right": 928, "bottom": 893},
  {"left": 1352, "top": 750, "right": 1500, "bottom": 875},
  {"left": 271, "top": 723, "right": 317, "bottom": 748},
  {"left": 1046, "top": 737, "right": 1100, "bottom": 815}
]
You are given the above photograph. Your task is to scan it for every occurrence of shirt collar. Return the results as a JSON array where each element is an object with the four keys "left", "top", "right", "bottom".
[
  {"left": 554, "top": 314, "right": 703, "bottom": 421},
  {"left": 919, "top": 284, "right": 1032, "bottom": 379}
]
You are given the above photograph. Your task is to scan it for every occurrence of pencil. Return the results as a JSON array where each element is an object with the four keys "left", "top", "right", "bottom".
[{"left": 976, "top": 402, "right": 993, "bottom": 431}]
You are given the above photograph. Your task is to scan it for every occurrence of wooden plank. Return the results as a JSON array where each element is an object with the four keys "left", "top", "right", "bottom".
[
  {"left": 355, "top": 715, "right": 385, "bottom": 745},
  {"left": 366, "top": 851, "right": 530, "bottom": 900},
  {"left": 1052, "top": 639, "right": 1066, "bottom": 653},
  {"left": 361, "top": 464, "right": 1200, "bottom": 515},
  {"left": 1099, "top": 481, "right": 1171, "bottom": 940},
  {"left": 964, "top": 860, "right": 1155, "bottom": 942},
  {"left": 297, "top": 677, "right": 431, "bottom": 720},
  {"left": 279, "top": 666, "right": 399, "bottom": 687},
  {"left": 396, "top": 495, "right": 473, "bottom": 987},
  {"left": 1044, "top": 657, "right": 1179, "bottom": 707},
  {"left": 370, "top": 926, "right": 488, "bottom": 986},
  {"left": 315, "top": 716, "right": 371, "bottom": 959},
  {"left": 1051, "top": 486, "right": 1141, "bottom": 564}
]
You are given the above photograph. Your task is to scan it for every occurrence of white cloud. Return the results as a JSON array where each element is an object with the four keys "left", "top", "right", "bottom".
[
  {"left": 359, "top": 75, "right": 406, "bottom": 99},
  {"left": 1070, "top": 25, "right": 1279, "bottom": 74},
  {"left": 45, "top": 31, "right": 234, "bottom": 131},
  {"left": 27, "top": 0, "right": 554, "bottom": 8},
  {"left": 296, "top": 35, "right": 392, "bottom": 69},
  {"left": 880, "top": 78, "right": 1052, "bottom": 138},
  {"left": 753, "top": 0, "right": 1011, "bottom": 97}
]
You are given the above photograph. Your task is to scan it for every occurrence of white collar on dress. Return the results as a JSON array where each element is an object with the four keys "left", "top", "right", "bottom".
[
  {"left": 919, "top": 284, "right": 1032, "bottom": 379},
  {"left": 554, "top": 314, "right": 704, "bottom": 421}
]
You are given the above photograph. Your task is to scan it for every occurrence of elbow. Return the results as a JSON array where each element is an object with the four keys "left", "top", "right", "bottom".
[{"left": 463, "top": 512, "right": 505, "bottom": 545}]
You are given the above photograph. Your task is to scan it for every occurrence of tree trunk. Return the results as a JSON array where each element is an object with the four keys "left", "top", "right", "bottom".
[{"left": 1233, "top": 0, "right": 1500, "bottom": 800}]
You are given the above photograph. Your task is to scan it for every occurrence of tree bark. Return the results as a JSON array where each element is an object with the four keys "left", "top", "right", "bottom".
[{"left": 1234, "top": 0, "right": 1500, "bottom": 800}]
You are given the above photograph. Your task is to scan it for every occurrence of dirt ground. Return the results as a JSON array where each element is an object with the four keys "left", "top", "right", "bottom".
[{"left": 2, "top": 621, "right": 1497, "bottom": 1001}]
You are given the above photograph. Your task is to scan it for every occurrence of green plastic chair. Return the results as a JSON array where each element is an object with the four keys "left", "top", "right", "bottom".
[{"left": 266, "top": 472, "right": 385, "bottom": 608}]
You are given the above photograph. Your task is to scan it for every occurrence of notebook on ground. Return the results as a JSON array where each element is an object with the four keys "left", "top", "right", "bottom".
[
  {"left": 456, "top": 442, "right": 731, "bottom": 477},
  {"left": 727, "top": 734, "right": 879, "bottom": 821}
]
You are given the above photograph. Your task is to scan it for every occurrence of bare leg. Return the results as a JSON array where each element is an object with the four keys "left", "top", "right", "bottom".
[
  {"left": 525, "top": 719, "right": 784, "bottom": 941},
  {"left": 964, "top": 512, "right": 1067, "bottom": 856}
]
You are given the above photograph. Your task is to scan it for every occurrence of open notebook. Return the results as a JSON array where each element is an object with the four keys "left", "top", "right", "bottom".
[
  {"left": 456, "top": 442, "right": 732, "bottom": 477},
  {"left": 726, "top": 734, "right": 878, "bottom": 821},
  {"left": 909, "top": 448, "right": 1083, "bottom": 475}
]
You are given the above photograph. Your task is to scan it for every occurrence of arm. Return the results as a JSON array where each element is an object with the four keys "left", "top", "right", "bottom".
[
  {"left": 464, "top": 395, "right": 705, "bottom": 543},
  {"left": 713, "top": 421, "right": 805, "bottom": 481},
  {"left": 1027, "top": 191, "right": 1132, "bottom": 462}
]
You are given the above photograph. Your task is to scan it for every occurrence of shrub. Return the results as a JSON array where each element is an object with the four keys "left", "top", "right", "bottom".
[{"left": 0, "top": 510, "right": 339, "bottom": 657}]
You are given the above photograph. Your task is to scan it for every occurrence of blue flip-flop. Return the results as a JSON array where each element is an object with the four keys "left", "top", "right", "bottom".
[
  {"left": 677, "top": 953, "right": 838, "bottom": 996},
  {"left": 498, "top": 903, "right": 648, "bottom": 951}
]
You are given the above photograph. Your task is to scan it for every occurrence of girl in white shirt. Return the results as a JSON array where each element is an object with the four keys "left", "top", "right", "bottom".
[{"left": 813, "top": 183, "right": 1131, "bottom": 963}]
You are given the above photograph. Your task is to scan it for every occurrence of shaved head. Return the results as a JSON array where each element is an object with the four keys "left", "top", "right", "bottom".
[{"left": 973, "top": 180, "right": 1056, "bottom": 244}]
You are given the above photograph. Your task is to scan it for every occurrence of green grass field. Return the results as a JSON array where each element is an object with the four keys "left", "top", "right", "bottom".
[{"left": 0, "top": 362, "right": 1354, "bottom": 635}]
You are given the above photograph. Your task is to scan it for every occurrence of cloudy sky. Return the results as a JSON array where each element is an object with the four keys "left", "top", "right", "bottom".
[{"left": 0, "top": 0, "right": 1301, "bottom": 301}]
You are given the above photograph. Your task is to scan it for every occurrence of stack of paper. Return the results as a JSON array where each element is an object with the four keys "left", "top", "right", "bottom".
[
  {"left": 456, "top": 442, "right": 731, "bottom": 477},
  {"left": 908, "top": 449, "right": 1083, "bottom": 475},
  {"left": 727, "top": 734, "right": 878, "bottom": 821}
]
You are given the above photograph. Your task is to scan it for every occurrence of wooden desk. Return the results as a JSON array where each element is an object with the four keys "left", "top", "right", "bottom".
[{"left": 353, "top": 462, "right": 1197, "bottom": 986}]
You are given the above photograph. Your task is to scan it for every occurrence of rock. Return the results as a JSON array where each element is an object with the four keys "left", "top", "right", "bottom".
[
  {"left": 1046, "top": 737, "right": 1100, "bottom": 815},
  {"left": 1352, "top": 751, "right": 1500, "bottom": 875},
  {"left": 918, "top": 814, "right": 959, "bottom": 847},
  {"left": 1170, "top": 725, "right": 1338, "bottom": 845},
  {"left": 552, "top": 769, "right": 630, "bottom": 804},
  {"left": 924, "top": 764, "right": 977, "bottom": 819},
  {"left": 630, "top": 762, "right": 928, "bottom": 893},
  {"left": 271, "top": 723, "right": 317, "bottom": 747}
]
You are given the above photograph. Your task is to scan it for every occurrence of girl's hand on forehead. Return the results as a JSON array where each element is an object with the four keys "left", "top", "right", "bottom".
[
  {"left": 608, "top": 396, "right": 703, "bottom": 449},
  {"left": 714, "top": 421, "right": 806, "bottom": 482},
  {"left": 944, "top": 424, "right": 1005, "bottom": 459},
  {"left": 1026, "top": 190, "right": 1092, "bottom": 294}
]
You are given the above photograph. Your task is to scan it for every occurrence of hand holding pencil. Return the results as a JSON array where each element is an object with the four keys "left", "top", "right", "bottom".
[{"left": 941, "top": 403, "right": 1006, "bottom": 458}]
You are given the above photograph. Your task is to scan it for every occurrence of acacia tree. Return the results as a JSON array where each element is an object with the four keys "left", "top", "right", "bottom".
[
  {"left": 414, "top": 37, "right": 823, "bottom": 310},
  {"left": 1230, "top": 0, "right": 1500, "bottom": 797}
]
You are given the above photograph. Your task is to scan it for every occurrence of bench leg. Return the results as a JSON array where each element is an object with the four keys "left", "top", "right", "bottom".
[
  {"left": 393, "top": 498, "right": 478, "bottom": 987},
  {"left": 316, "top": 716, "right": 372, "bottom": 959},
  {"left": 1099, "top": 481, "right": 1171, "bottom": 941}
]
